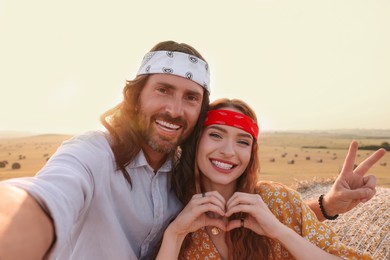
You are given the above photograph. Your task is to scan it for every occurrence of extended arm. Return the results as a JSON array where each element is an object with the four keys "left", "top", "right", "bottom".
[
  {"left": 0, "top": 185, "right": 54, "bottom": 259},
  {"left": 307, "top": 141, "right": 386, "bottom": 221}
]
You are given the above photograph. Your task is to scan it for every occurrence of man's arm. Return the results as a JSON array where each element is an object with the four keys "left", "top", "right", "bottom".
[
  {"left": 0, "top": 185, "right": 55, "bottom": 259},
  {"left": 307, "top": 141, "right": 386, "bottom": 221}
]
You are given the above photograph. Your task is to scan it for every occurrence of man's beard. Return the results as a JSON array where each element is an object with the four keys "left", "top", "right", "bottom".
[
  {"left": 143, "top": 132, "right": 179, "bottom": 154},
  {"left": 137, "top": 112, "right": 187, "bottom": 154}
]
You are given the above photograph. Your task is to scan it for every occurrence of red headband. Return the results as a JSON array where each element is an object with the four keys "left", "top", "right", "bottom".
[{"left": 203, "top": 109, "right": 259, "bottom": 140}]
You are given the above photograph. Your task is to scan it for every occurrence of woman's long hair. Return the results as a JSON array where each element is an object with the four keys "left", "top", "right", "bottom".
[
  {"left": 100, "top": 40, "right": 210, "bottom": 186},
  {"left": 174, "top": 98, "right": 273, "bottom": 259}
]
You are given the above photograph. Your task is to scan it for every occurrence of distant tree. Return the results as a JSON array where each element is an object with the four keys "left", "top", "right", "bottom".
[
  {"left": 360, "top": 142, "right": 390, "bottom": 151},
  {"left": 381, "top": 141, "right": 389, "bottom": 147}
]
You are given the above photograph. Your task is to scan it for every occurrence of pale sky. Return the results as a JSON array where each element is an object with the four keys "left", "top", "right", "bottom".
[{"left": 1, "top": 0, "right": 389, "bottom": 135}]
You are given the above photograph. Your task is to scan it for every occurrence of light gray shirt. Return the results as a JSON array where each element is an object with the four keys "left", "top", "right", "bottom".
[{"left": 2, "top": 131, "right": 182, "bottom": 259}]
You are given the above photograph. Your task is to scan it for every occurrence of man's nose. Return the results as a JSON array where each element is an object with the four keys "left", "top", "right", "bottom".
[{"left": 165, "top": 97, "right": 184, "bottom": 118}]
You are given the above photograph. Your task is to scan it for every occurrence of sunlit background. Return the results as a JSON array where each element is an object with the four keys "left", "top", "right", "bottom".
[{"left": 1, "top": 0, "right": 389, "bottom": 135}]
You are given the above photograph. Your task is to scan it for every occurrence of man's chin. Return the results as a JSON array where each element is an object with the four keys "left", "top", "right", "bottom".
[{"left": 148, "top": 140, "right": 178, "bottom": 154}]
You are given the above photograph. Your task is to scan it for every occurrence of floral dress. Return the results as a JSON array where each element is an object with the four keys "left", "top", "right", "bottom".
[{"left": 181, "top": 181, "right": 371, "bottom": 260}]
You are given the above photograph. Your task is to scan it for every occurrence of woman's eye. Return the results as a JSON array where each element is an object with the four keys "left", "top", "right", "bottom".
[
  {"left": 238, "top": 140, "right": 251, "bottom": 146},
  {"left": 209, "top": 133, "right": 222, "bottom": 139}
]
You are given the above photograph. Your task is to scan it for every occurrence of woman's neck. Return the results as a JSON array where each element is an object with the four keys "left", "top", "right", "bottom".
[{"left": 203, "top": 182, "right": 236, "bottom": 202}]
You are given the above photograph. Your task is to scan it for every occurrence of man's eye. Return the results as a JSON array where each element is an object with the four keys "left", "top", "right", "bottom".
[
  {"left": 186, "top": 95, "right": 199, "bottom": 102},
  {"left": 157, "top": 88, "right": 168, "bottom": 94}
]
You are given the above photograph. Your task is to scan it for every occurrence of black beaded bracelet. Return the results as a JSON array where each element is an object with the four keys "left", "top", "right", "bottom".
[{"left": 318, "top": 194, "right": 339, "bottom": 220}]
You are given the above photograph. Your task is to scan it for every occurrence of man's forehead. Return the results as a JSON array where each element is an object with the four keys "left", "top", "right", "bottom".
[{"left": 148, "top": 74, "right": 204, "bottom": 95}]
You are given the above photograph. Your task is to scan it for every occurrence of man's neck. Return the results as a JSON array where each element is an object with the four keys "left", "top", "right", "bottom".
[{"left": 141, "top": 144, "right": 169, "bottom": 172}]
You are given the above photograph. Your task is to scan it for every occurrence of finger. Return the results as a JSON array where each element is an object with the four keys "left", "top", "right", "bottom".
[
  {"left": 340, "top": 141, "right": 358, "bottom": 176},
  {"left": 361, "top": 175, "right": 377, "bottom": 202},
  {"left": 205, "top": 218, "right": 227, "bottom": 232},
  {"left": 226, "top": 192, "right": 257, "bottom": 209},
  {"left": 208, "top": 190, "right": 227, "bottom": 207},
  {"left": 188, "top": 195, "right": 226, "bottom": 217},
  {"left": 354, "top": 148, "right": 386, "bottom": 176},
  {"left": 197, "top": 203, "right": 226, "bottom": 217},
  {"left": 341, "top": 188, "right": 374, "bottom": 202},
  {"left": 201, "top": 191, "right": 226, "bottom": 208},
  {"left": 193, "top": 192, "right": 226, "bottom": 213},
  {"left": 225, "top": 203, "right": 257, "bottom": 217},
  {"left": 226, "top": 219, "right": 243, "bottom": 231},
  {"left": 363, "top": 175, "right": 377, "bottom": 189}
]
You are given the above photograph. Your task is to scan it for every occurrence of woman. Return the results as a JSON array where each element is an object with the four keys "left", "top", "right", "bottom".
[{"left": 156, "top": 98, "right": 371, "bottom": 259}]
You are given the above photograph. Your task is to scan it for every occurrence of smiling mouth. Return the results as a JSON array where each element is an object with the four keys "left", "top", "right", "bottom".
[
  {"left": 156, "top": 120, "right": 181, "bottom": 131},
  {"left": 211, "top": 159, "right": 236, "bottom": 170}
]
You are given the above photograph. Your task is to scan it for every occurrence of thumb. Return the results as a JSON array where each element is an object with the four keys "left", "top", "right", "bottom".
[
  {"left": 205, "top": 218, "right": 226, "bottom": 232},
  {"left": 226, "top": 219, "right": 241, "bottom": 232}
]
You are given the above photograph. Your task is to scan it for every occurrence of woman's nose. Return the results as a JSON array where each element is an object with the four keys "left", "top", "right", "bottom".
[{"left": 219, "top": 140, "right": 235, "bottom": 157}]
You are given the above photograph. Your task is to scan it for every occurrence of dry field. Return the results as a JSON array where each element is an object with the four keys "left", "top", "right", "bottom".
[
  {"left": 0, "top": 134, "right": 73, "bottom": 181},
  {"left": 0, "top": 130, "right": 389, "bottom": 259},
  {"left": 258, "top": 131, "right": 390, "bottom": 187},
  {"left": 1, "top": 130, "right": 389, "bottom": 185}
]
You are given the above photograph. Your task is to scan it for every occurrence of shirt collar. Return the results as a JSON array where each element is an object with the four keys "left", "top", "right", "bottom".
[{"left": 128, "top": 150, "right": 172, "bottom": 173}]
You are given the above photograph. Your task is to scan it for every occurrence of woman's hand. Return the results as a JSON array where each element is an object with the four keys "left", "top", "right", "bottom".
[
  {"left": 225, "top": 192, "right": 283, "bottom": 239},
  {"left": 156, "top": 191, "right": 227, "bottom": 259},
  {"left": 169, "top": 191, "right": 227, "bottom": 237},
  {"left": 323, "top": 141, "right": 386, "bottom": 216},
  {"left": 224, "top": 192, "right": 342, "bottom": 259}
]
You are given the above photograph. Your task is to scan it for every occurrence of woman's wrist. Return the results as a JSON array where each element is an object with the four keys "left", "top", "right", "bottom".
[
  {"left": 319, "top": 194, "right": 339, "bottom": 220},
  {"left": 163, "top": 223, "right": 187, "bottom": 243},
  {"left": 156, "top": 224, "right": 187, "bottom": 259},
  {"left": 268, "top": 222, "right": 291, "bottom": 241}
]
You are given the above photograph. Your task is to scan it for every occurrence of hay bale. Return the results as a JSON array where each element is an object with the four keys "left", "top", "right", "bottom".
[
  {"left": 11, "top": 162, "right": 21, "bottom": 170},
  {"left": 297, "top": 180, "right": 390, "bottom": 260}
]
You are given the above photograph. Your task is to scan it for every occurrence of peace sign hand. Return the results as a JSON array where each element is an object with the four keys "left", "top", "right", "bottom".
[{"left": 323, "top": 141, "right": 386, "bottom": 216}]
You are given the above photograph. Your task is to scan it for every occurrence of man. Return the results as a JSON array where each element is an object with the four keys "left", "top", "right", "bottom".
[{"left": 0, "top": 40, "right": 386, "bottom": 259}]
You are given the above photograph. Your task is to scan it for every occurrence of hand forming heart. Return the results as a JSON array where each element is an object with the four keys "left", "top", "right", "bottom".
[{"left": 169, "top": 190, "right": 285, "bottom": 240}]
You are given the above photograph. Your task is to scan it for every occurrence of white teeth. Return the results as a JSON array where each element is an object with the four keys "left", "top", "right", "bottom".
[
  {"left": 211, "top": 160, "right": 233, "bottom": 170},
  {"left": 156, "top": 120, "right": 180, "bottom": 130}
]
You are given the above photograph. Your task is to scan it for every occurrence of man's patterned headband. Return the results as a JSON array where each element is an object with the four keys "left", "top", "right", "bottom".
[{"left": 137, "top": 51, "right": 210, "bottom": 93}]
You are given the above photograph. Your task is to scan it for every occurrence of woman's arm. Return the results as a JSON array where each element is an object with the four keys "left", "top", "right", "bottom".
[
  {"left": 156, "top": 223, "right": 188, "bottom": 259},
  {"left": 226, "top": 191, "right": 343, "bottom": 260},
  {"left": 270, "top": 222, "right": 341, "bottom": 260}
]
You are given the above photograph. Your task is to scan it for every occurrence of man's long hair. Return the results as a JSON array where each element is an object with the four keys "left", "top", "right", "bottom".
[
  {"left": 100, "top": 41, "right": 210, "bottom": 186},
  {"left": 173, "top": 98, "right": 273, "bottom": 259}
]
